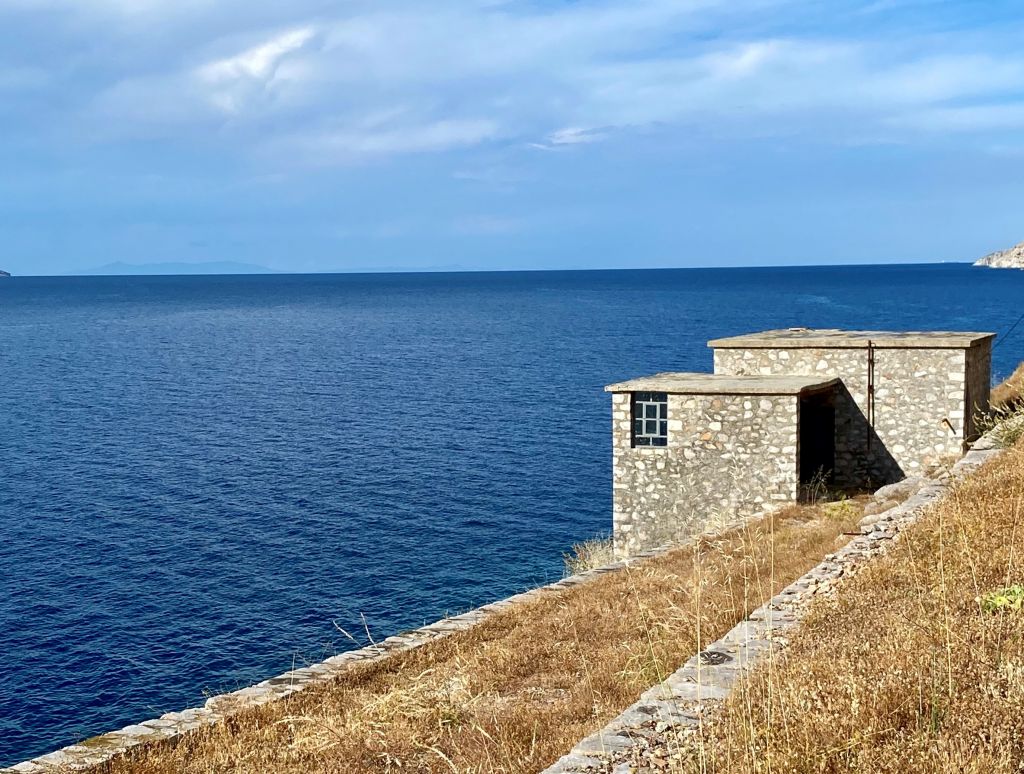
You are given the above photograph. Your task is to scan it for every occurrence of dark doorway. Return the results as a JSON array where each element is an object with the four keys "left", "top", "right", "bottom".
[{"left": 800, "top": 390, "right": 836, "bottom": 495}]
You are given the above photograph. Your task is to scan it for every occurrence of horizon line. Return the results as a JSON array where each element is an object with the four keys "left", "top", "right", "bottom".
[{"left": 6, "top": 260, "right": 982, "bottom": 279}]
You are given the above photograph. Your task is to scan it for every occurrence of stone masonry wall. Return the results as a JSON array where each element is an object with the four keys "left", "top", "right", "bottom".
[
  {"left": 543, "top": 434, "right": 1006, "bottom": 774},
  {"left": 966, "top": 342, "right": 992, "bottom": 440},
  {"left": 714, "top": 346, "right": 975, "bottom": 482},
  {"left": 611, "top": 392, "right": 798, "bottom": 557}
]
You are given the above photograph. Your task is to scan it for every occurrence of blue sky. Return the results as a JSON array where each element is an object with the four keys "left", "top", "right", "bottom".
[{"left": 2, "top": 0, "right": 1024, "bottom": 274}]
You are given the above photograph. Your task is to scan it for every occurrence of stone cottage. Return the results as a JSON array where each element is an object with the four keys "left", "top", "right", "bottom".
[{"left": 607, "top": 328, "right": 994, "bottom": 557}]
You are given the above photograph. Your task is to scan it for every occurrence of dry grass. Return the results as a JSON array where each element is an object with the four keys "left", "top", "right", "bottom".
[
  {"left": 993, "top": 361, "right": 1024, "bottom": 409},
  {"left": 562, "top": 534, "right": 615, "bottom": 576},
  {"left": 99, "top": 501, "right": 863, "bottom": 774},
  {"left": 669, "top": 441, "right": 1024, "bottom": 774},
  {"left": 981, "top": 362, "right": 1024, "bottom": 448}
]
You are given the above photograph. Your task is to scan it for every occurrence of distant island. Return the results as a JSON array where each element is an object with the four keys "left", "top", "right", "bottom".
[
  {"left": 78, "top": 261, "right": 278, "bottom": 276},
  {"left": 0, "top": 269, "right": 10, "bottom": 277},
  {"left": 975, "top": 240, "right": 1024, "bottom": 269}
]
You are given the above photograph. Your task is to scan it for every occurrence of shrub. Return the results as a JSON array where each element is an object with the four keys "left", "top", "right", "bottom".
[
  {"left": 978, "top": 401, "right": 1024, "bottom": 448},
  {"left": 562, "top": 535, "right": 615, "bottom": 576}
]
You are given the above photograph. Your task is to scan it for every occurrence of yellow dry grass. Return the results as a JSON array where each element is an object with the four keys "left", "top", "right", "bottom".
[
  {"left": 97, "top": 501, "right": 863, "bottom": 774},
  {"left": 993, "top": 361, "right": 1024, "bottom": 409},
  {"left": 670, "top": 441, "right": 1024, "bottom": 773}
]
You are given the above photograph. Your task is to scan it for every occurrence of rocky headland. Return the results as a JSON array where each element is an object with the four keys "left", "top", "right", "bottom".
[{"left": 975, "top": 240, "right": 1024, "bottom": 268}]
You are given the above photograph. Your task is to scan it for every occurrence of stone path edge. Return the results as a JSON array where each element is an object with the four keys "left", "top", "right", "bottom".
[
  {"left": 540, "top": 435, "right": 1006, "bottom": 774},
  {"left": 10, "top": 438, "right": 1001, "bottom": 774},
  {"left": 2, "top": 519, "right": 762, "bottom": 773}
]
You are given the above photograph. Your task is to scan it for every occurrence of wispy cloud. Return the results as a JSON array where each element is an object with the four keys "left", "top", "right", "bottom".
[
  {"left": 2, "top": 0, "right": 1023, "bottom": 275},
  {"left": 270, "top": 116, "right": 500, "bottom": 162},
  {"left": 530, "top": 127, "right": 610, "bottom": 150},
  {"left": 8, "top": 0, "right": 1019, "bottom": 162},
  {"left": 196, "top": 26, "right": 317, "bottom": 114},
  {"left": 887, "top": 103, "right": 1024, "bottom": 132}
]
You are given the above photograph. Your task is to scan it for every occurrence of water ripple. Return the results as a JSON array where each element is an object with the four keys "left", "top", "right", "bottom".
[{"left": 1, "top": 266, "right": 1023, "bottom": 766}]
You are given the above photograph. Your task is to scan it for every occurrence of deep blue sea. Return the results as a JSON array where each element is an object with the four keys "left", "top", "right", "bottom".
[{"left": 2, "top": 264, "right": 1024, "bottom": 766}]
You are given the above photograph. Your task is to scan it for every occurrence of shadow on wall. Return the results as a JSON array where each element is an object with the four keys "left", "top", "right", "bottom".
[{"left": 798, "top": 383, "right": 903, "bottom": 499}]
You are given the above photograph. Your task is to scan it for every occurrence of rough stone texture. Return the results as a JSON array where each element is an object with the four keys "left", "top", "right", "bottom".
[
  {"left": 862, "top": 497, "right": 899, "bottom": 516},
  {"left": 872, "top": 475, "right": 926, "bottom": 502},
  {"left": 975, "top": 239, "right": 1024, "bottom": 269},
  {"left": 609, "top": 390, "right": 800, "bottom": 557},
  {"left": 541, "top": 437, "right": 1005, "bottom": 774},
  {"left": 712, "top": 335, "right": 993, "bottom": 482},
  {"left": 708, "top": 329, "right": 993, "bottom": 348},
  {"left": 605, "top": 373, "right": 838, "bottom": 395},
  {"left": 607, "top": 330, "right": 993, "bottom": 560},
  {"left": 966, "top": 340, "right": 992, "bottom": 440}
]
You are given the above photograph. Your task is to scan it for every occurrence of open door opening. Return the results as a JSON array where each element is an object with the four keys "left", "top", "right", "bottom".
[{"left": 799, "top": 389, "right": 836, "bottom": 499}]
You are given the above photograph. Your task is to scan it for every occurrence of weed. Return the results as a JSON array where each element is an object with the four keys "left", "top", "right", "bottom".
[
  {"left": 562, "top": 535, "right": 614, "bottom": 576},
  {"left": 979, "top": 585, "right": 1024, "bottom": 613},
  {"left": 979, "top": 402, "right": 1024, "bottom": 448}
]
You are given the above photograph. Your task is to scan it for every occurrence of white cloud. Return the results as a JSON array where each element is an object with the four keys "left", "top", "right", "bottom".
[
  {"left": 0, "top": 0, "right": 218, "bottom": 15},
  {"left": 198, "top": 27, "right": 316, "bottom": 84},
  {"left": 269, "top": 117, "right": 500, "bottom": 163},
  {"left": 7, "top": 0, "right": 1024, "bottom": 160},
  {"left": 195, "top": 26, "right": 317, "bottom": 113},
  {"left": 552, "top": 37, "right": 1024, "bottom": 140},
  {"left": 703, "top": 40, "right": 786, "bottom": 79},
  {"left": 548, "top": 127, "right": 608, "bottom": 146},
  {"left": 887, "top": 103, "right": 1024, "bottom": 132}
]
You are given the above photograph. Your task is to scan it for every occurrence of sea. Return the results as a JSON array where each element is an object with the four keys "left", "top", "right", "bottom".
[{"left": 2, "top": 264, "right": 1023, "bottom": 766}]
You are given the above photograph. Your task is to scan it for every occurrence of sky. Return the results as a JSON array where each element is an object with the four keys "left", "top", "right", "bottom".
[{"left": 2, "top": 0, "right": 1024, "bottom": 275}]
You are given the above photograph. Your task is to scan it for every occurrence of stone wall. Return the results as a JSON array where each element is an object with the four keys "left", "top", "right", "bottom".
[
  {"left": 966, "top": 342, "right": 992, "bottom": 440},
  {"left": 611, "top": 391, "right": 798, "bottom": 557},
  {"left": 713, "top": 345, "right": 981, "bottom": 482},
  {"left": 543, "top": 434, "right": 1007, "bottom": 774},
  {"left": 0, "top": 541, "right": 687, "bottom": 774}
]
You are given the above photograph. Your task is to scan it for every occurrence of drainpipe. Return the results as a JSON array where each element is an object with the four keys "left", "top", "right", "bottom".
[{"left": 867, "top": 340, "right": 875, "bottom": 452}]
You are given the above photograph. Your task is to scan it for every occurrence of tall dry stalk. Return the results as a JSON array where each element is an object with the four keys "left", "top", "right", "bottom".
[{"left": 669, "top": 441, "right": 1024, "bottom": 774}]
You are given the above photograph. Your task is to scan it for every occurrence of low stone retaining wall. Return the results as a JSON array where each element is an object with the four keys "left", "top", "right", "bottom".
[
  {"left": 540, "top": 436, "right": 1005, "bottom": 774},
  {"left": 4, "top": 538, "right": 703, "bottom": 773},
  {"left": 7, "top": 438, "right": 1003, "bottom": 774}
]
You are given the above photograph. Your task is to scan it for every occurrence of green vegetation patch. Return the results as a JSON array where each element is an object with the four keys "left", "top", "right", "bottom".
[{"left": 979, "top": 585, "right": 1024, "bottom": 613}]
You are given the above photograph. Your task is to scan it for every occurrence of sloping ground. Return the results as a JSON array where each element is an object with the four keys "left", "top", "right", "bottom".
[
  {"left": 664, "top": 439, "right": 1024, "bottom": 773},
  {"left": 993, "top": 362, "right": 1024, "bottom": 409},
  {"left": 95, "top": 502, "right": 863, "bottom": 774}
]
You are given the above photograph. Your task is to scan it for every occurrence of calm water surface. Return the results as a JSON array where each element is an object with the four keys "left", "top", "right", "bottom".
[{"left": 2, "top": 265, "right": 1024, "bottom": 765}]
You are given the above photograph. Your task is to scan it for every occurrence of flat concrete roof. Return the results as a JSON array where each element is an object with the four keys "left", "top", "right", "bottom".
[
  {"left": 707, "top": 328, "right": 996, "bottom": 349},
  {"left": 604, "top": 372, "right": 840, "bottom": 395}
]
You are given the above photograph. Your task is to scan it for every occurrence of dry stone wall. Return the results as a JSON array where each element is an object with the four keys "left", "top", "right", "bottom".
[
  {"left": 543, "top": 435, "right": 1006, "bottom": 774},
  {"left": 714, "top": 346, "right": 975, "bottom": 482},
  {"left": 611, "top": 392, "right": 798, "bottom": 557},
  {"left": 0, "top": 543, "right": 687, "bottom": 774}
]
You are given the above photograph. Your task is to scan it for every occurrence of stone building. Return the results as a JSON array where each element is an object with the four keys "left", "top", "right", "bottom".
[{"left": 608, "top": 329, "right": 994, "bottom": 557}]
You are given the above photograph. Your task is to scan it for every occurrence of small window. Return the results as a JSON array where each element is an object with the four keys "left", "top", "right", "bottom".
[{"left": 632, "top": 392, "right": 668, "bottom": 447}]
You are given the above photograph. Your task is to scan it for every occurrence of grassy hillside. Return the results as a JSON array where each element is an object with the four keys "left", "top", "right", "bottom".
[
  {"left": 82, "top": 367, "right": 1024, "bottom": 774},
  {"left": 669, "top": 440, "right": 1024, "bottom": 773},
  {"left": 664, "top": 382, "right": 1024, "bottom": 772},
  {"left": 102, "top": 502, "right": 864, "bottom": 773}
]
